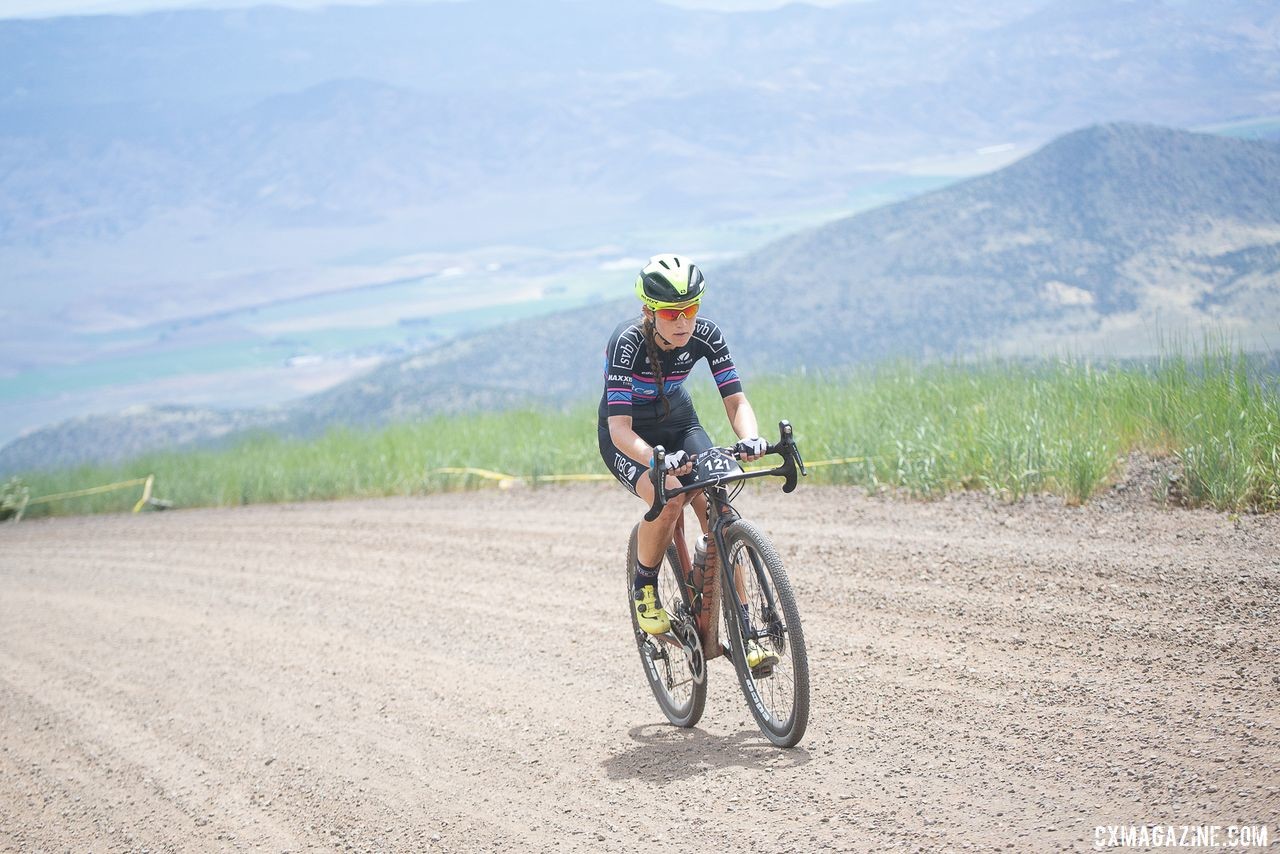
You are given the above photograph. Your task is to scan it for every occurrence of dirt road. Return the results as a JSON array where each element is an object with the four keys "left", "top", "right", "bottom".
[{"left": 2, "top": 481, "right": 1277, "bottom": 852}]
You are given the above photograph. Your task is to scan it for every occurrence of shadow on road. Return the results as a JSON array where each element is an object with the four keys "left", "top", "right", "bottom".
[{"left": 601, "top": 724, "right": 811, "bottom": 783}]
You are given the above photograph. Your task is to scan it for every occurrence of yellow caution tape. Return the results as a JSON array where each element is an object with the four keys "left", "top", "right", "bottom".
[
  {"left": 26, "top": 475, "right": 150, "bottom": 505},
  {"left": 432, "top": 455, "right": 872, "bottom": 488},
  {"left": 433, "top": 466, "right": 516, "bottom": 482},
  {"left": 132, "top": 474, "right": 156, "bottom": 513},
  {"left": 529, "top": 473, "right": 614, "bottom": 483},
  {"left": 19, "top": 474, "right": 158, "bottom": 520},
  {"left": 804, "top": 455, "right": 868, "bottom": 468},
  {"left": 433, "top": 467, "right": 521, "bottom": 489}
]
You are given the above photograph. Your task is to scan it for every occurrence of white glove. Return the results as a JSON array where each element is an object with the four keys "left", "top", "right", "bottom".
[
  {"left": 662, "top": 449, "right": 690, "bottom": 471},
  {"left": 737, "top": 437, "right": 767, "bottom": 457}
]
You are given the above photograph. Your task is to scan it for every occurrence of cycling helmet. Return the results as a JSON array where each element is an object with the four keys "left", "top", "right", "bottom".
[{"left": 634, "top": 254, "right": 705, "bottom": 309}]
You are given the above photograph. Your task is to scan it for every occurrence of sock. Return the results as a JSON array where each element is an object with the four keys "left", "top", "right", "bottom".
[{"left": 634, "top": 559, "right": 660, "bottom": 592}]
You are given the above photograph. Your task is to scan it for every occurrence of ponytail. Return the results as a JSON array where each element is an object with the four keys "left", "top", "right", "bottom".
[{"left": 641, "top": 315, "right": 671, "bottom": 420}]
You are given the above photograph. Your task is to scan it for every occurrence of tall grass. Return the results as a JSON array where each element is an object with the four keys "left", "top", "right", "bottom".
[{"left": 15, "top": 345, "right": 1280, "bottom": 517}]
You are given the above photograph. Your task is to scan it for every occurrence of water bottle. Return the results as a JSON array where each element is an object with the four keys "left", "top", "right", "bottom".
[{"left": 693, "top": 534, "right": 709, "bottom": 569}]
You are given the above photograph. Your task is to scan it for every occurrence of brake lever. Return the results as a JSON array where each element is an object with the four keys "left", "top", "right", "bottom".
[
  {"left": 643, "top": 445, "right": 667, "bottom": 522},
  {"left": 777, "top": 419, "right": 805, "bottom": 493}
]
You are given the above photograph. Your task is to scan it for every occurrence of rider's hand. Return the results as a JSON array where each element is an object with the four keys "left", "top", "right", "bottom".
[
  {"left": 736, "top": 437, "right": 767, "bottom": 462},
  {"left": 662, "top": 449, "right": 693, "bottom": 475}
]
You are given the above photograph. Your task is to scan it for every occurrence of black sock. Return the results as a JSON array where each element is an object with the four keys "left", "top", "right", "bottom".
[{"left": 634, "top": 559, "right": 660, "bottom": 591}]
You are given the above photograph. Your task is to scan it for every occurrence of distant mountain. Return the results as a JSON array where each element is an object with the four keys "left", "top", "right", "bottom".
[
  {"left": 2, "top": 0, "right": 1277, "bottom": 246},
  {"left": 4, "top": 0, "right": 1278, "bottom": 450},
  {"left": 5, "top": 123, "right": 1277, "bottom": 473},
  {"left": 285, "top": 123, "right": 1280, "bottom": 422},
  {"left": 0, "top": 405, "right": 290, "bottom": 473},
  {"left": 714, "top": 122, "right": 1280, "bottom": 367}
]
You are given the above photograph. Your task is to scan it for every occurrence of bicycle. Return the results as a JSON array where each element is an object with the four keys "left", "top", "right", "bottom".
[{"left": 625, "top": 420, "right": 811, "bottom": 748}]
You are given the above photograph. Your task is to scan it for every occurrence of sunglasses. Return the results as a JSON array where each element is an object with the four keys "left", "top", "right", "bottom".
[{"left": 654, "top": 303, "right": 700, "bottom": 322}]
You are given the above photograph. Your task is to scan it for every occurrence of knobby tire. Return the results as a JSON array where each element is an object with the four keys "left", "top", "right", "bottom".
[{"left": 720, "top": 519, "right": 810, "bottom": 747}]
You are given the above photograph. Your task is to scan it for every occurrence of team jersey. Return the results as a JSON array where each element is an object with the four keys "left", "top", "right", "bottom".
[{"left": 598, "top": 316, "right": 743, "bottom": 428}]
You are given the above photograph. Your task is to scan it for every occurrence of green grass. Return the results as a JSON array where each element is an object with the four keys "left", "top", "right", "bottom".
[
  {"left": 742, "top": 352, "right": 1279, "bottom": 510},
  {"left": 13, "top": 346, "right": 1280, "bottom": 518}
]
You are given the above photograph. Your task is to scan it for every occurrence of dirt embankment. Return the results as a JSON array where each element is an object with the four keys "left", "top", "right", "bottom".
[{"left": 2, "top": 481, "right": 1277, "bottom": 852}]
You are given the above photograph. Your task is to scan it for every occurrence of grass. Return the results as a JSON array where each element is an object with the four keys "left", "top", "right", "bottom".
[{"left": 11, "top": 345, "right": 1280, "bottom": 518}]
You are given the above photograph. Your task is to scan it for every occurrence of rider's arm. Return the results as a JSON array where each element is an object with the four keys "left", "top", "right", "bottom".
[
  {"left": 608, "top": 414, "right": 653, "bottom": 463},
  {"left": 696, "top": 319, "right": 763, "bottom": 461},
  {"left": 723, "top": 392, "right": 762, "bottom": 456}
]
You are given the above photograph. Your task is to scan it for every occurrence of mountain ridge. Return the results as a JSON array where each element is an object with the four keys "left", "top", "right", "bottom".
[{"left": 4, "top": 122, "right": 1278, "bottom": 474}]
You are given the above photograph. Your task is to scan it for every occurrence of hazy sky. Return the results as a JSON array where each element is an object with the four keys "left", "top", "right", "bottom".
[{"left": 0, "top": 0, "right": 861, "bottom": 19}]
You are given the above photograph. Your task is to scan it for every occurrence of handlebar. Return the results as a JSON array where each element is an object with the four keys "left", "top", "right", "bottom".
[{"left": 643, "top": 420, "right": 807, "bottom": 522}]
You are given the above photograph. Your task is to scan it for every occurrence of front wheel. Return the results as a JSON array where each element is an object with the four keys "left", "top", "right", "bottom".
[
  {"left": 720, "top": 520, "right": 810, "bottom": 747},
  {"left": 627, "top": 524, "right": 707, "bottom": 728}
]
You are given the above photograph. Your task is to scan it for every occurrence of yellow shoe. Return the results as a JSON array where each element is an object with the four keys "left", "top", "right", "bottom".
[
  {"left": 633, "top": 584, "right": 671, "bottom": 635},
  {"left": 746, "top": 640, "right": 780, "bottom": 671}
]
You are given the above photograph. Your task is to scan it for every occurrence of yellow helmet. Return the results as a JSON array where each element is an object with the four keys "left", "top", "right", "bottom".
[{"left": 634, "top": 254, "right": 705, "bottom": 309}]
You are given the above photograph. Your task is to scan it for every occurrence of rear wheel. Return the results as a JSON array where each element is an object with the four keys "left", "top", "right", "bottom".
[
  {"left": 627, "top": 523, "right": 707, "bottom": 728},
  {"left": 720, "top": 520, "right": 809, "bottom": 747}
]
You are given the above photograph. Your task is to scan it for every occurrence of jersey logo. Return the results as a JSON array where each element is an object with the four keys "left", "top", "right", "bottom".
[{"left": 677, "top": 352, "right": 692, "bottom": 363}]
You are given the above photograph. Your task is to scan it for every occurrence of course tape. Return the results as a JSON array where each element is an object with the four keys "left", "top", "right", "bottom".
[
  {"left": 431, "top": 455, "right": 870, "bottom": 488},
  {"left": 20, "top": 474, "right": 157, "bottom": 520}
]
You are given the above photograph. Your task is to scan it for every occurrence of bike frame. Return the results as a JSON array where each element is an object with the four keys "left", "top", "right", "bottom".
[{"left": 645, "top": 421, "right": 806, "bottom": 658}]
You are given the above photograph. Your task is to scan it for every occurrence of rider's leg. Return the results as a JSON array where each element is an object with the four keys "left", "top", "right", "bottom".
[
  {"left": 633, "top": 469, "right": 690, "bottom": 567},
  {"left": 675, "top": 423, "right": 714, "bottom": 539},
  {"left": 636, "top": 417, "right": 713, "bottom": 561},
  {"left": 630, "top": 471, "right": 688, "bottom": 634},
  {"left": 691, "top": 491, "right": 709, "bottom": 536}
]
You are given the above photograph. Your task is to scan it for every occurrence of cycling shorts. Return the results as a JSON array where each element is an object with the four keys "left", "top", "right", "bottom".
[{"left": 597, "top": 403, "right": 714, "bottom": 495}]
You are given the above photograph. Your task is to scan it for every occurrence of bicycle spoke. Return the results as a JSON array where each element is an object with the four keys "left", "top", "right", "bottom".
[{"left": 722, "top": 520, "right": 810, "bottom": 747}]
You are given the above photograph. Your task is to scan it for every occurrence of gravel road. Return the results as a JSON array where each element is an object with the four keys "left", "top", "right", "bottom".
[{"left": 2, "top": 480, "right": 1277, "bottom": 852}]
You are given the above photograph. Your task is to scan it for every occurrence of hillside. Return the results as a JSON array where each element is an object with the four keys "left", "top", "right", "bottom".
[
  {"left": 285, "top": 123, "right": 1280, "bottom": 426},
  {"left": 4, "top": 0, "right": 1278, "bottom": 456},
  {"left": 714, "top": 122, "right": 1280, "bottom": 366},
  {"left": 3, "top": 122, "right": 1278, "bottom": 473}
]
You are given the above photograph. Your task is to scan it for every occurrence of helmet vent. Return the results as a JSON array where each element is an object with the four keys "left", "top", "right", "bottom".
[{"left": 658, "top": 259, "right": 670, "bottom": 269}]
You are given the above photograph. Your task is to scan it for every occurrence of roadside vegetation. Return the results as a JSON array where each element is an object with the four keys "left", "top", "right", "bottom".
[{"left": 12, "top": 346, "right": 1279, "bottom": 517}]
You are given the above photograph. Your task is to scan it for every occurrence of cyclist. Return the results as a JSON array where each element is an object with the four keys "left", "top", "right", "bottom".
[{"left": 598, "top": 253, "right": 778, "bottom": 670}]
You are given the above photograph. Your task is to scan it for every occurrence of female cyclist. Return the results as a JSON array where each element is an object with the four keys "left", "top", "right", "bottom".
[{"left": 598, "top": 253, "right": 778, "bottom": 670}]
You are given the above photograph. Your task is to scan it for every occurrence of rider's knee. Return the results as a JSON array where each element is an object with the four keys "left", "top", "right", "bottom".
[{"left": 655, "top": 494, "right": 688, "bottom": 523}]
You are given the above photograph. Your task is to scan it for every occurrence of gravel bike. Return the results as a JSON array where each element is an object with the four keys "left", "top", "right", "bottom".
[{"left": 625, "top": 420, "right": 810, "bottom": 748}]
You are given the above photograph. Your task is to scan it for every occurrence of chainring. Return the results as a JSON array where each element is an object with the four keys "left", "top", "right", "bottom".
[{"left": 671, "top": 613, "right": 706, "bottom": 685}]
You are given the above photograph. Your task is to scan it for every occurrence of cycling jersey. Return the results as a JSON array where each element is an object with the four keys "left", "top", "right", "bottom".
[
  {"left": 597, "top": 317, "right": 743, "bottom": 432},
  {"left": 597, "top": 316, "right": 744, "bottom": 494}
]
